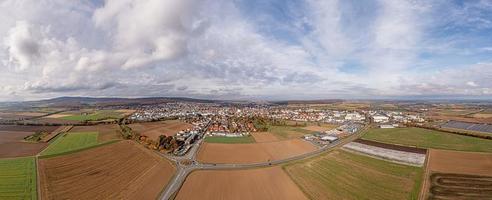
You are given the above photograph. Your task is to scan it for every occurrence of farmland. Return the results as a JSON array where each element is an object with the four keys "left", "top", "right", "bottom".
[
  {"left": 39, "top": 141, "right": 175, "bottom": 199},
  {"left": 40, "top": 132, "right": 98, "bottom": 156},
  {"left": 0, "top": 157, "right": 37, "bottom": 200},
  {"left": 0, "top": 131, "right": 48, "bottom": 158},
  {"left": 129, "top": 120, "right": 193, "bottom": 140},
  {"left": 0, "top": 125, "right": 60, "bottom": 158},
  {"left": 251, "top": 132, "right": 280, "bottom": 142},
  {"left": 58, "top": 110, "right": 126, "bottom": 121},
  {"left": 362, "top": 127, "right": 492, "bottom": 152},
  {"left": 197, "top": 139, "right": 316, "bottom": 164},
  {"left": 284, "top": 150, "right": 423, "bottom": 200},
  {"left": 422, "top": 149, "right": 492, "bottom": 199},
  {"left": 69, "top": 124, "right": 121, "bottom": 142},
  {"left": 267, "top": 125, "right": 315, "bottom": 139},
  {"left": 176, "top": 167, "right": 308, "bottom": 200},
  {"left": 204, "top": 135, "right": 255, "bottom": 143}
]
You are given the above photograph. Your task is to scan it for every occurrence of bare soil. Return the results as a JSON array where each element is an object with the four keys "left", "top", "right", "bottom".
[
  {"left": 197, "top": 139, "right": 317, "bottom": 164},
  {"left": 0, "top": 131, "right": 48, "bottom": 158},
  {"left": 251, "top": 132, "right": 280, "bottom": 142},
  {"left": 0, "top": 125, "right": 59, "bottom": 132},
  {"left": 39, "top": 141, "right": 176, "bottom": 200},
  {"left": 422, "top": 149, "right": 492, "bottom": 199},
  {"left": 176, "top": 166, "right": 308, "bottom": 200}
]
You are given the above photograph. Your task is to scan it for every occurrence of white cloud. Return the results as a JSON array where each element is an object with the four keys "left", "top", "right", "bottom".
[{"left": 0, "top": 0, "right": 490, "bottom": 101}]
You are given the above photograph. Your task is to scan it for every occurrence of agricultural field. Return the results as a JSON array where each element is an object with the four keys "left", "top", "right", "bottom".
[
  {"left": 58, "top": 110, "right": 126, "bottom": 121},
  {"left": 362, "top": 127, "right": 492, "bottom": 152},
  {"left": 251, "top": 132, "right": 280, "bottom": 142},
  {"left": 39, "top": 141, "right": 175, "bottom": 199},
  {"left": 0, "top": 111, "right": 46, "bottom": 121},
  {"left": 69, "top": 124, "right": 121, "bottom": 142},
  {"left": 267, "top": 125, "right": 315, "bottom": 139},
  {"left": 0, "top": 125, "right": 60, "bottom": 158},
  {"left": 40, "top": 132, "right": 99, "bottom": 156},
  {"left": 0, "top": 157, "right": 37, "bottom": 200},
  {"left": 422, "top": 149, "right": 492, "bottom": 199},
  {"left": 128, "top": 120, "right": 193, "bottom": 140},
  {"left": 176, "top": 166, "right": 307, "bottom": 200},
  {"left": 197, "top": 139, "right": 316, "bottom": 164},
  {"left": 284, "top": 150, "right": 423, "bottom": 200},
  {"left": 204, "top": 135, "right": 255, "bottom": 144}
]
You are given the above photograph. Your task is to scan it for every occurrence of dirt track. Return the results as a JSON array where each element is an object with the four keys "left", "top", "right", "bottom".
[
  {"left": 176, "top": 166, "right": 308, "bottom": 200},
  {"left": 197, "top": 139, "right": 317, "bottom": 164},
  {"left": 39, "top": 141, "right": 175, "bottom": 200}
]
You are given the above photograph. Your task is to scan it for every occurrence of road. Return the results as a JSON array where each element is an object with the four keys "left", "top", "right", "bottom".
[{"left": 159, "top": 125, "right": 368, "bottom": 200}]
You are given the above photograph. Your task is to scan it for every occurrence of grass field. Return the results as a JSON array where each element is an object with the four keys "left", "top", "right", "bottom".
[
  {"left": 268, "top": 125, "right": 315, "bottom": 139},
  {"left": 60, "top": 110, "right": 123, "bottom": 121},
  {"left": 204, "top": 136, "right": 256, "bottom": 144},
  {"left": 40, "top": 132, "right": 98, "bottom": 156},
  {"left": 0, "top": 157, "right": 37, "bottom": 200},
  {"left": 284, "top": 150, "right": 423, "bottom": 200},
  {"left": 362, "top": 127, "right": 492, "bottom": 152}
]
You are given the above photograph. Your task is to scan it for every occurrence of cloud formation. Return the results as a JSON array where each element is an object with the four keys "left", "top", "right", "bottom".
[{"left": 0, "top": 0, "right": 491, "bottom": 101}]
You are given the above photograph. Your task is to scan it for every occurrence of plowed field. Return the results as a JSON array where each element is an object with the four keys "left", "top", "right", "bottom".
[
  {"left": 39, "top": 141, "right": 175, "bottom": 199},
  {"left": 197, "top": 139, "right": 316, "bottom": 164},
  {"left": 176, "top": 166, "right": 308, "bottom": 200}
]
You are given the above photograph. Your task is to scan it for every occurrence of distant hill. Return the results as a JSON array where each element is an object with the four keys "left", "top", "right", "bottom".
[{"left": 11, "top": 96, "right": 220, "bottom": 108}]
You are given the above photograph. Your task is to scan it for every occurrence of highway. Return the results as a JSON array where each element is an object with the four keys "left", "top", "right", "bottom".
[{"left": 159, "top": 126, "right": 367, "bottom": 200}]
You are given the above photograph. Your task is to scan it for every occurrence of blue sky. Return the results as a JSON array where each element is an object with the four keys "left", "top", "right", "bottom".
[{"left": 0, "top": 0, "right": 491, "bottom": 101}]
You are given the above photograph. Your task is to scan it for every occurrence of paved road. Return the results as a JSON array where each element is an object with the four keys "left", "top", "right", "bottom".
[{"left": 159, "top": 126, "right": 368, "bottom": 200}]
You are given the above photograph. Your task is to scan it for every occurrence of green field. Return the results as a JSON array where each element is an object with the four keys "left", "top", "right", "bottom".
[
  {"left": 0, "top": 157, "right": 37, "bottom": 200},
  {"left": 284, "top": 150, "right": 423, "bottom": 200},
  {"left": 60, "top": 110, "right": 123, "bottom": 121},
  {"left": 204, "top": 136, "right": 256, "bottom": 143},
  {"left": 362, "top": 127, "right": 492, "bottom": 152},
  {"left": 268, "top": 125, "right": 315, "bottom": 139},
  {"left": 40, "top": 132, "right": 99, "bottom": 156}
]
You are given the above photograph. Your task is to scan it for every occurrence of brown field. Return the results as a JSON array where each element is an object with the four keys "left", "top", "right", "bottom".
[
  {"left": 176, "top": 166, "right": 308, "bottom": 200},
  {"left": 43, "top": 113, "right": 72, "bottom": 118},
  {"left": 0, "top": 111, "right": 46, "bottom": 120},
  {"left": 39, "top": 141, "right": 175, "bottom": 200},
  {"left": 197, "top": 139, "right": 317, "bottom": 164},
  {"left": 116, "top": 109, "right": 136, "bottom": 116},
  {"left": 70, "top": 124, "right": 121, "bottom": 142},
  {"left": 251, "top": 132, "right": 280, "bottom": 142},
  {"left": 0, "top": 131, "right": 48, "bottom": 158},
  {"left": 0, "top": 125, "right": 60, "bottom": 132},
  {"left": 129, "top": 120, "right": 193, "bottom": 140},
  {"left": 472, "top": 113, "right": 492, "bottom": 118},
  {"left": 30, "top": 117, "right": 80, "bottom": 124},
  {"left": 302, "top": 124, "right": 337, "bottom": 132},
  {"left": 422, "top": 149, "right": 492, "bottom": 199}
]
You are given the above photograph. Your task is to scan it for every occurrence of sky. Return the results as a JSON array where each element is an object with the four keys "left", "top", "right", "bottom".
[{"left": 0, "top": 0, "right": 491, "bottom": 101}]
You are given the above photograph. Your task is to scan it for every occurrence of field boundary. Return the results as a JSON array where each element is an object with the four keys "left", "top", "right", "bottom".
[{"left": 419, "top": 151, "right": 431, "bottom": 200}]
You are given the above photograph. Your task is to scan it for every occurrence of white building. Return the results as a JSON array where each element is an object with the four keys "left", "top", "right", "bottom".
[{"left": 372, "top": 115, "right": 389, "bottom": 123}]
